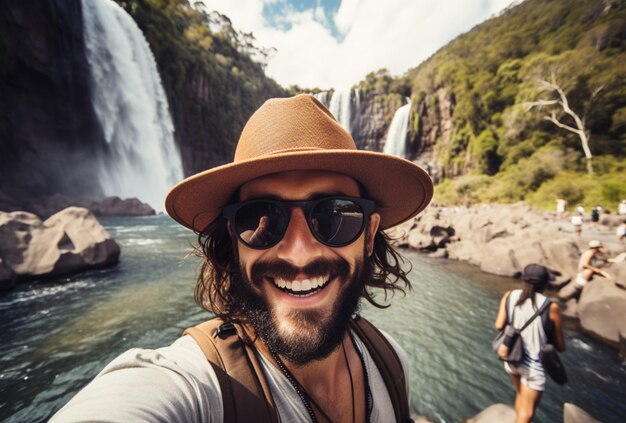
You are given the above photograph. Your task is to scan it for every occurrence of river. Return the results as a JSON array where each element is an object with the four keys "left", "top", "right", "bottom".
[{"left": 1, "top": 215, "right": 625, "bottom": 422}]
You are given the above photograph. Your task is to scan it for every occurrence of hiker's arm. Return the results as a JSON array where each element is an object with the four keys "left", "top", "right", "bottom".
[
  {"left": 549, "top": 302, "right": 566, "bottom": 352},
  {"left": 494, "top": 291, "right": 510, "bottom": 331},
  {"left": 50, "top": 338, "right": 221, "bottom": 423}
]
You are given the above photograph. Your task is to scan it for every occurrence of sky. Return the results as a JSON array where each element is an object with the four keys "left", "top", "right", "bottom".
[{"left": 200, "top": 0, "right": 519, "bottom": 89}]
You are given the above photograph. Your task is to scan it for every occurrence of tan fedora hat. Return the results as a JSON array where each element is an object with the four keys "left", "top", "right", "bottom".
[{"left": 165, "top": 94, "right": 433, "bottom": 232}]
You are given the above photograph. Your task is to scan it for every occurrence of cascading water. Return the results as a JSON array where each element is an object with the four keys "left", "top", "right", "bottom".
[
  {"left": 314, "top": 91, "right": 329, "bottom": 107},
  {"left": 328, "top": 87, "right": 353, "bottom": 132},
  {"left": 383, "top": 98, "right": 412, "bottom": 158},
  {"left": 81, "top": 0, "right": 183, "bottom": 210}
]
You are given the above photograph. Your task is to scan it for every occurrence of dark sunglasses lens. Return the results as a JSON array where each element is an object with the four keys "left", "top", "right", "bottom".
[
  {"left": 311, "top": 199, "right": 365, "bottom": 245},
  {"left": 235, "top": 202, "right": 286, "bottom": 248}
]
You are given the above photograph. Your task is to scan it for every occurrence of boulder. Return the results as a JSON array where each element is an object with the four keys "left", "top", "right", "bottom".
[
  {"left": 466, "top": 403, "right": 515, "bottom": 423},
  {"left": 0, "top": 207, "right": 120, "bottom": 284},
  {"left": 563, "top": 403, "right": 601, "bottom": 423},
  {"left": 578, "top": 279, "right": 626, "bottom": 344},
  {"left": 89, "top": 196, "right": 155, "bottom": 217},
  {"left": 395, "top": 203, "right": 582, "bottom": 280},
  {"left": 1, "top": 193, "right": 156, "bottom": 218}
]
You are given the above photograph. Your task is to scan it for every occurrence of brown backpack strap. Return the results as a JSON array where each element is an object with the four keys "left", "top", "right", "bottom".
[
  {"left": 183, "top": 318, "right": 279, "bottom": 423},
  {"left": 350, "top": 315, "right": 411, "bottom": 423}
]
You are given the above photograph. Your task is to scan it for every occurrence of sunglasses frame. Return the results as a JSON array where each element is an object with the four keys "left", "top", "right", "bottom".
[{"left": 222, "top": 196, "right": 376, "bottom": 249}]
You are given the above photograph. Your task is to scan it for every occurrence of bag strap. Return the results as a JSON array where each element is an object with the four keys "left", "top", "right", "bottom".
[
  {"left": 183, "top": 318, "right": 279, "bottom": 423},
  {"left": 350, "top": 315, "right": 411, "bottom": 423},
  {"left": 518, "top": 297, "right": 552, "bottom": 332}
]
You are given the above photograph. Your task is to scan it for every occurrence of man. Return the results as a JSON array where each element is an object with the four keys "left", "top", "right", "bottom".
[
  {"left": 576, "top": 240, "right": 612, "bottom": 292},
  {"left": 52, "top": 94, "right": 433, "bottom": 422}
]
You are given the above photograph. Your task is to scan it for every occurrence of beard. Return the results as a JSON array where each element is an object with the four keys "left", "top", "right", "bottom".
[{"left": 230, "top": 252, "right": 372, "bottom": 366}]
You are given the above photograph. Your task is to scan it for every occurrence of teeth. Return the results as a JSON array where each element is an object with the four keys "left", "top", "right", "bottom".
[{"left": 273, "top": 276, "right": 329, "bottom": 293}]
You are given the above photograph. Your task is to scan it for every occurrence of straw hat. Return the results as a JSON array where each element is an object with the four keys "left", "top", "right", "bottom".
[
  {"left": 588, "top": 240, "right": 603, "bottom": 249},
  {"left": 165, "top": 94, "right": 433, "bottom": 232}
]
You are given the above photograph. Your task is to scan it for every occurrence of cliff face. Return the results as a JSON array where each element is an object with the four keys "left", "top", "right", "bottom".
[
  {"left": 0, "top": 0, "right": 106, "bottom": 199},
  {"left": 352, "top": 92, "right": 403, "bottom": 152},
  {"left": 119, "top": 1, "right": 287, "bottom": 177},
  {"left": 166, "top": 63, "right": 285, "bottom": 175}
]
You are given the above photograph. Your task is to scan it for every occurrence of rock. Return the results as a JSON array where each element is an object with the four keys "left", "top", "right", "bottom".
[
  {"left": 607, "top": 261, "right": 626, "bottom": 289},
  {"left": 563, "top": 403, "right": 601, "bottom": 423},
  {"left": 399, "top": 203, "right": 582, "bottom": 280},
  {"left": 619, "top": 331, "right": 626, "bottom": 359},
  {"left": 89, "top": 196, "right": 155, "bottom": 217},
  {"left": 2, "top": 194, "right": 156, "bottom": 218},
  {"left": 558, "top": 280, "right": 580, "bottom": 302},
  {"left": 0, "top": 207, "right": 120, "bottom": 284},
  {"left": 466, "top": 403, "right": 515, "bottom": 423},
  {"left": 410, "top": 414, "right": 434, "bottom": 423},
  {"left": 480, "top": 238, "right": 519, "bottom": 277},
  {"left": 578, "top": 279, "right": 626, "bottom": 344},
  {"left": 0, "top": 257, "right": 16, "bottom": 290},
  {"left": 562, "top": 298, "right": 579, "bottom": 319}
]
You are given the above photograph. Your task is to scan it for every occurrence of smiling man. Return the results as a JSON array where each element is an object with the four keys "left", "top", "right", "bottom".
[{"left": 52, "top": 94, "right": 433, "bottom": 423}]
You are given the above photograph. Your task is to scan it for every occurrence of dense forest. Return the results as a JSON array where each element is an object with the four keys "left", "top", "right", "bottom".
[{"left": 356, "top": 0, "right": 626, "bottom": 210}]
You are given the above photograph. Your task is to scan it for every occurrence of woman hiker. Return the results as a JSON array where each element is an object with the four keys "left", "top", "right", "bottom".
[{"left": 494, "top": 264, "right": 566, "bottom": 423}]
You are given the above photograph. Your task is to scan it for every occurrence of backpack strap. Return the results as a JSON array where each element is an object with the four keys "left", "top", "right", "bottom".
[
  {"left": 183, "top": 318, "right": 279, "bottom": 423},
  {"left": 350, "top": 315, "right": 411, "bottom": 423},
  {"left": 540, "top": 298, "right": 555, "bottom": 342}
]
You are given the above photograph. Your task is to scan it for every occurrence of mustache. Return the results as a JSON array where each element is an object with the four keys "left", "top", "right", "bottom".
[{"left": 250, "top": 258, "right": 350, "bottom": 285}]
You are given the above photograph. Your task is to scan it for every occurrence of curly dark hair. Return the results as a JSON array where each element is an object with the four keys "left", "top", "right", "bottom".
[{"left": 193, "top": 199, "right": 413, "bottom": 320}]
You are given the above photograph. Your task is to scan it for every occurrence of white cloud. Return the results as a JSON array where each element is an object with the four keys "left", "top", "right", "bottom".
[{"left": 200, "top": 0, "right": 519, "bottom": 89}]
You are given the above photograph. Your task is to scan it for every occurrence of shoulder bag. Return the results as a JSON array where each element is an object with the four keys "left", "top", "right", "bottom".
[{"left": 492, "top": 295, "right": 551, "bottom": 364}]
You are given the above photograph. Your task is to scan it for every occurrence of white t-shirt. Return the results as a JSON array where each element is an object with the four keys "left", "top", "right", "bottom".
[{"left": 51, "top": 330, "right": 410, "bottom": 422}]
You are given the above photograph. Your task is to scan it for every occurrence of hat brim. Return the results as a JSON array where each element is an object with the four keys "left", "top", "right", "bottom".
[{"left": 165, "top": 149, "right": 433, "bottom": 232}]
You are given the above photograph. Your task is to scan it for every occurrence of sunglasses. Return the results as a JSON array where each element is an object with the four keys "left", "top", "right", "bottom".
[{"left": 222, "top": 196, "right": 376, "bottom": 249}]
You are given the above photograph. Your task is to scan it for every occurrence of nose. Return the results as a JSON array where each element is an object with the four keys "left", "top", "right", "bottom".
[{"left": 276, "top": 207, "right": 323, "bottom": 267}]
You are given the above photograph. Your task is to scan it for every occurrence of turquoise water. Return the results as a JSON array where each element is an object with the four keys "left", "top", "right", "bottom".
[{"left": 1, "top": 215, "right": 625, "bottom": 422}]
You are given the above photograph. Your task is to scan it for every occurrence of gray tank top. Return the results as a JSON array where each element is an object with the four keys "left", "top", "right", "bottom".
[{"left": 507, "top": 290, "right": 548, "bottom": 369}]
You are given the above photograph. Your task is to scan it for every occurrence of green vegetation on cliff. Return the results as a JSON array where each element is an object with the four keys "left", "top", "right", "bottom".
[{"left": 394, "top": 0, "right": 626, "bottom": 211}]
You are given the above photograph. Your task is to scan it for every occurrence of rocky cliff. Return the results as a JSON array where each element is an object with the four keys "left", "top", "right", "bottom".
[{"left": 0, "top": 0, "right": 107, "bottom": 200}]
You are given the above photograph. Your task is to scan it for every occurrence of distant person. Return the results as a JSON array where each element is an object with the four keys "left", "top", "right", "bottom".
[
  {"left": 571, "top": 213, "right": 583, "bottom": 237},
  {"left": 494, "top": 264, "right": 566, "bottom": 423},
  {"left": 51, "top": 94, "right": 431, "bottom": 422},
  {"left": 617, "top": 220, "right": 626, "bottom": 242},
  {"left": 555, "top": 199, "right": 566, "bottom": 218},
  {"left": 619, "top": 200, "right": 626, "bottom": 216},
  {"left": 591, "top": 207, "right": 600, "bottom": 227},
  {"left": 576, "top": 240, "right": 613, "bottom": 293}
]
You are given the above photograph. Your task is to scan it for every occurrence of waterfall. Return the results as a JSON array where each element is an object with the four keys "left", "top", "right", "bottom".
[
  {"left": 81, "top": 0, "right": 183, "bottom": 210},
  {"left": 328, "top": 87, "right": 353, "bottom": 132},
  {"left": 314, "top": 91, "right": 329, "bottom": 107},
  {"left": 383, "top": 99, "right": 412, "bottom": 158}
]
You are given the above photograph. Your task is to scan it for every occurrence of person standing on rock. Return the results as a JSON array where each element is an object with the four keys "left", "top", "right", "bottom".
[
  {"left": 51, "top": 94, "right": 434, "bottom": 422},
  {"left": 494, "top": 264, "right": 566, "bottom": 423},
  {"left": 571, "top": 212, "right": 583, "bottom": 237},
  {"left": 576, "top": 240, "right": 613, "bottom": 293},
  {"left": 555, "top": 198, "right": 566, "bottom": 218}
]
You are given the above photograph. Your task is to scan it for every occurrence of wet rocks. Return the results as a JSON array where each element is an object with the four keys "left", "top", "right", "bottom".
[
  {"left": 578, "top": 280, "right": 626, "bottom": 345},
  {"left": 466, "top": 403, "right": 515, "bottom": 423},
  {"left": 0, "top": 193, "right": 155, "bottom": 218},
  {"left": 0, "top": 207, "right": 120, "bottom": 288},
  {"left": 563, "top": 403, "right": 601, "bottom": 423}
]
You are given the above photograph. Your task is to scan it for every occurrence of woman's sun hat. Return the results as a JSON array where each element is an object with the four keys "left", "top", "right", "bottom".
[{"left": 165, "top": 94, "right": 433, "bottom": 232}]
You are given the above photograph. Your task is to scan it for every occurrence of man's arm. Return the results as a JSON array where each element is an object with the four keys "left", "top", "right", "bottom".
[{"left": 50, "top": 336, "right": 222, "bottom": 423}]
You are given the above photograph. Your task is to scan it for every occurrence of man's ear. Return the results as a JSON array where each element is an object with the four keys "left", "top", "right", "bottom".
[{"left": 366, "top": 212, "right": 380, "bottom": 256}]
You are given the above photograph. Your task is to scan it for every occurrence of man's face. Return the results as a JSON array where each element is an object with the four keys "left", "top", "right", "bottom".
[{"left": 230, "top": 170, "right": 380, "bottom": 364}]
